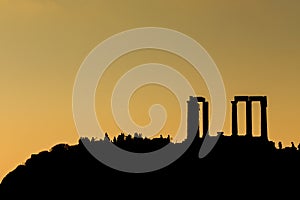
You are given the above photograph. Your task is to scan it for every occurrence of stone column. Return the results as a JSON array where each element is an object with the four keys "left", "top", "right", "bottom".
[
  {"left": 203, "top": 101, "right": 209, "bottom": 138},
  {"left": 246, "top": 100, "right": 252, "bottom": 137},
  {"left": 187, "top": 96, "right": 200, "bottom": 141},
  {"left": 231, "top": 101, "right": 238, "bottom": 136},
  {"left": 261, "top": 97, "right": 268, "bottom": 140}
]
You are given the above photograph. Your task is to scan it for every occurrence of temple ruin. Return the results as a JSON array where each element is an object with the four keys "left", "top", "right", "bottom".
[
  {"left": 187, "top": 95, "right": 268, "bottom": 141},
  {"left": 187, "top": 96, "right": 208, "bottom": 140},
  {"left": 231, "top": 96, "right": 268, "bottom": 140}
]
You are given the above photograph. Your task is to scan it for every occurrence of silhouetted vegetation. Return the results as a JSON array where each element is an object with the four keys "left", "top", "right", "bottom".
[{"left": 80, "top": 132, "right": 171, "bottom": 153}]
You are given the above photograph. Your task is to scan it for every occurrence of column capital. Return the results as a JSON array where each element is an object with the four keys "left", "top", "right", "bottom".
[
  {"left": 231, "top": 100, "right": 237, "bottom": 104},
  {"left": 260, "top": 99, "right": 267, "bottom": 107}
]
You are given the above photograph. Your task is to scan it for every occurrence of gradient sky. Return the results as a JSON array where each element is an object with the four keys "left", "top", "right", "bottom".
[{"left": 1, "top": 0, "right": 300, "bottom": 181}]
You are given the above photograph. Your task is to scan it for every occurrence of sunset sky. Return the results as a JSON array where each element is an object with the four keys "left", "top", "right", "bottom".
[{"left": 1, "top": 0, "right": 300, "bottom": 181}]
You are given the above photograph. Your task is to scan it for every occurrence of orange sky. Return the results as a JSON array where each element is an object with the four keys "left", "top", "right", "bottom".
[{"left": 1, "top": 0, "right": 300, "bottom": 181}]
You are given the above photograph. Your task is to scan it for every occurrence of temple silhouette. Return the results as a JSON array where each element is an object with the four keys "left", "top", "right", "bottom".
[
  {"left": 1, "top": 95, "right": 300, "bottom": 197},
  {"left": 187, "top": 95, "right": 268, "bottom": 140}
]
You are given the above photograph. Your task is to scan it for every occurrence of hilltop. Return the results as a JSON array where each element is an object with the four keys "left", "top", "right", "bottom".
[{"left": 0, "top": 134, "right": 300, "bottom": 197}]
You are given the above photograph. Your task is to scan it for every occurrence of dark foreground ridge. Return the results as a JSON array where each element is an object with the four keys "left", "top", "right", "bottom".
[
  {"left": 1, "top": 95, "right": 299, "bottom": 197},
  {"left": 1, "top": 133, "right": 300, "bottom": 197}
]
